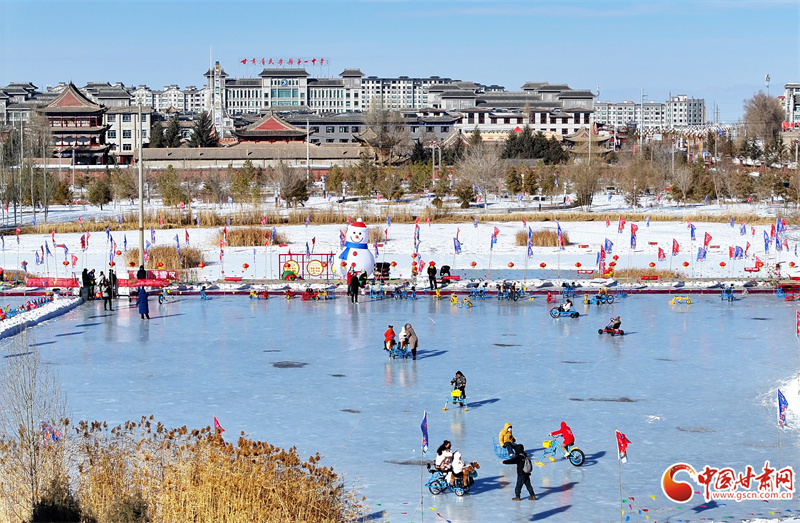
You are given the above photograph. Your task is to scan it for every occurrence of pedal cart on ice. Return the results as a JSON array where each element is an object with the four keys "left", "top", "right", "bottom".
[
  {"left": 426, "top": 461, "right": 478, "bottom": 497},
  {"left": 550, "top": 307, "right": 580, "bottom": 318},
  {"left": 533, "top": 435, "right": 584, "bottom": 467},
  {"left": 598, "top": 316, "right": 624, "bottom": 336}
]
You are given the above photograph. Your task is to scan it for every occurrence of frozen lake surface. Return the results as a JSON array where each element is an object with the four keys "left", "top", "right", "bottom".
[{"left": 13, "top": 292, "right": 800, "bottom": 522}]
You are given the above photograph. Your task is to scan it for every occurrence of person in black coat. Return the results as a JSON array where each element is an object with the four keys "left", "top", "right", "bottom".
[
  {"left": 136, "top": 265, "right": 147, "bottom": 280},
  {"left": 502, "top": 443, "right": 536, "bottom": 501},
  {"left": 427, "top": 262, "right": 437, "bottom": 290},
  {"left": 348, "top": 270, "right": 360, "bottom": 303}
]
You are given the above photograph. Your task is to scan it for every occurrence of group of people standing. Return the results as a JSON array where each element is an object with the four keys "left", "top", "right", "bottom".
[
  {"left": 346, "top": 268, "right": 368, "bottom": 304},
  {"left": 81, "top": 268, "right": 117, "bottom": 311}
]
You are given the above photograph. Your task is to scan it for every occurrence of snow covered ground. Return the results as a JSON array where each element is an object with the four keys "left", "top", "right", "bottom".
[{"left": 6, "top": 194, "right": 800, "bottom": 288}]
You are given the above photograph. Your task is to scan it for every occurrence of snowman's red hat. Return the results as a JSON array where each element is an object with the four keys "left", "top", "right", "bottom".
[{"left": 350, "top": 220, "right": 367, "bottom": 228}]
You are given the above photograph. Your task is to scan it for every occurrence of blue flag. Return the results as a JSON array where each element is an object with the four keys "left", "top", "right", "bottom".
[
  {"left": 473, "top": 217, "right": 478, "bottom": 228},
  {"left": 527, "top": 239, "right": 533, "bottom": 259},
  {"left": 106, "top": 225, "right": 110, "bottom": 240},
  {"left": 697, "top": 247, "right": 706, "bottom": 261},
  {"left": 729, "top": 217, "right": 734, "bottom": 228},
  {"left": 764, "top": 230, "right": 770, "bottom": 253},
  {"left": 306, "top": 242, "right": 311, "bottom": 256},
  {"left": 386, "top": 216, "right": 391, "bottom": 228},
  {"left": 32, "top": 217, "right": 36, "bottom": 227},
  {"left": 421, "top": 411, "right": 429, "bottom": 454},
  {"left": 490, "top": 234, "right": 497, "bottom": 250},
  {"left": 45, "top": 241, "right": 51, "bottom": 256},
  {"left": 150, "top": 227, "right": 155, "bottom": 244},
  {"left": 689, "top": 223, "right": 696, "bottom": 241},
  {"left": 373, "top": 241, "right": 379, "bottom": 257},
  {"left": 740, "top": 222, "right": 746, "bottom": 235},
  {"left": 124, "top": 235, "right": 127, "bottom": 251},
  {"left": 645, "top": 216, "right": 650, "bottom": 227},
  {"left": 118, "top": 216, "right": 122, "bottom": 226},
  {"left": 778, "top": 389, "right": 789, "bottom": 428},
  {"left": 605, "top": 238, "right": 613, "bottom": 254},
  {"left": 454, "top": 237, "right": 462, "bottom": 254},
  {"left": 704, "top": 195, "right": 708, "bottom": 205}
]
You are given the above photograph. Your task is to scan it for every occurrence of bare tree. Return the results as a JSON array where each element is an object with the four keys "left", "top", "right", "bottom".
[
  {"left": 743, "top": 91, "right": 784, "bottom": 144},
  {"left": 0, "top": 331, "right": 69, "bottom": 521},
  {"left": 616, "top": 155, "right": 658, "bottom": 208},
  {"left": 671, "top": 166, "right": 692, "bottom": 205},
  {"left": 454, "top": 140, "right": 504, "bottom": 204},
  {"left": 273, "top": 160, "right": 309, "bottom": 208},
  {"left": 363, "top": 97, "right": 410, "bottom": 165},
  {"left": 565, "top": 161, "right": 600, "bottom": 210}
]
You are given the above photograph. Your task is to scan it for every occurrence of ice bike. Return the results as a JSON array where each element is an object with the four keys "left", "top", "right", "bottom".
[
  {"left": 426, "top": 463, "right": 477, "bottom": 496},
  {"left": 533, "top": 435, "right": 584, "bottom": 467}
]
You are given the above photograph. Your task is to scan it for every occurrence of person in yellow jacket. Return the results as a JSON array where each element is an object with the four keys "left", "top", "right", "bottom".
[{"left": 499, "top": 423, "right": 516, "bottom": 455}]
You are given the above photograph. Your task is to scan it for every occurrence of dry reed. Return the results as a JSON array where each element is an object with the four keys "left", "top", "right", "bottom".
[
  {"left": 122, "top": 246, "right": 205, "bottom": 270},
  {"left": 218, "top": 227, "right": 289, "bottom": 247},
  {"left": 67, "top": 417, "right": 362, "bottom": 523},
  {"left": 515, "top": 229, "right": 569, "bottom": 247}
]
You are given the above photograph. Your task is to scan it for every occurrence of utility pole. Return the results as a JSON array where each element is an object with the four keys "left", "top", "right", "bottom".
[{"left": 138, "top": 104, "right": 144, "bottom": 267}]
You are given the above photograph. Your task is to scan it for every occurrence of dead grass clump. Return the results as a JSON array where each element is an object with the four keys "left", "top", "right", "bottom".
[
  {"left": 604, "top": 268, "right": 681, "bottom": 279},
  {"left": 65, "top": 417, "right": 362, "bottom": 522},
  {"left": 368, "top": 226, "right": 386, "bottom": 244},
  {"left": 219, "top": 227, "right": 289, "bottom": 247},
  {"left": 123, "top": 246, "right": 204, "bottom": 270},
  {"left": 516, "top": 228, "right": 569, "bottom": 247}
]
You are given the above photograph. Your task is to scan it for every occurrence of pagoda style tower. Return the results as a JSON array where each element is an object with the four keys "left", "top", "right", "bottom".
[{"left": 39, "top": 83, "right": 109, "bottom": 164}]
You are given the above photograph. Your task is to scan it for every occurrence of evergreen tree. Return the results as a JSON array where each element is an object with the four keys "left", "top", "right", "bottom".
[
  {"left": 532, "top": 132, "right": 548, "bottom": 159},
  {"left": 409, "top": 140, "right": 431, "bottom": 164},
  {"left": 408, "top": 163, "right": 432, "bottom": 193},
  {"left": 543, "top": 137, "right": 569, "bottom": 165},
  {"left": 467, "top": 127, "right": 482, "bottom": 147},
  {"left": 87, "top": 176, "right": 112, "bottom": 210},
  {"left": 230, "top": 162, "right": 253, "bottom": 203},
  {"left": 157, "top": 165, "right": 187, "bottom": 206},
  {"left": 326, "top": 165, "right": 344, "bottom": 194},
  {"left": 504, "top": 168, "right": 522, "bottom": 193},
  {"left": 188, "top": 111, "right": 219, "bottom": 148},
  {"left": 453, "top": 180, "right": 476, "bottom": 208},
  {"left": 149, "top": 120, "right": 164, "bottom": 148},
  {"left": 164, "top": 116, "right": 182, "bottom": 148}
]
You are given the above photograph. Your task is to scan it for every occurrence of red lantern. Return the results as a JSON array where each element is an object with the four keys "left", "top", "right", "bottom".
[
  {"left": 470, "top": 261, "right": 477, "bottom": 267},
  {"left": 243, "top": 263, "right": 249, "bottom": 270},
  {"left": 613, "top": 255, "right": 619, "bottom": 261},
  {"left": 340, "top": 261, "right": 347, "bottom": 267},
  {"left": 115, "top": 250, "right": 122, "bottom": 256},
  {"left": 157, "top": 262, "right": 164, "bottom": 268},
  {"left": 129, "top": 262, "right": 136, "bottom": 268},
  {"left": 683, "top": 261, "right": 690, "bottom": 268},
  {"left": 321, "top": 262, "right": 328, "bottom": 268},
  {"left": 351, "top": 262, "right": 356, "bottom": 267},
  {"left": 649, "top": 262, "right": 656, "bottom": 268},
  {"left": 411, "top": 253, "right": 418, "bottom": 259},
  {"left": 540, "top": 262, "right": 546, "bottom": 268},
  {"left": 508, "top": 262, "right": 514, "bottom": 268},
  {"left": 609, "top": 261, "right": 616, "bottom": 267},
  {"left": 390, "top": 261, "right": 397, "bottom": 267},
  {"left": 411, "top": 261, "right": 417, "bottom": 267},
  {"left": 284, "top": 262, "right": 291, "bottom": 269},
  {"left": 575, "top": 262, "right": 581, "bottom": 268},
  {"left": 791, "top": 262, "right": 796, "bottom": 268},
  {"left": 719, "top": 262, "right": 726, "bottom": 268},
  {"left": 109, "top": 261, "right": 115, "bottom": 267},
  {"left": 62, "top": 261, "right": 69, "bottom": 266},
  {"left": 198, "top": 263, "right": 205, "bottom": 269}
]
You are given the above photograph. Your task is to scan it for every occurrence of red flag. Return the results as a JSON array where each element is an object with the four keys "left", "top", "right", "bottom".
[
  {"left": 755, "top": 256, "right": 764, "bottom": 269},
  {"left": 312, "top": 237, "right": 316, "bottom": 245},
  {"left": 729, "top": 246, "right": 734, "bottom": 259},
  {"left": 185, "top": 229, "right": 189, "bottom": 244},
  {"left": 80, "top": 235, "right": 86, "bottom": 250},
  {"left": 616, "top": 430, "right": 631, "bottom": 463},
  {"left": 522, "top": 219, "right": 526, "bottom": 227},
  {"left": 605, "top": 217, "right": 610, "bottom": 228},
  {"left": 213, "top": 416, "right": 225, "bottom": 433},
  {"left": 415, "top": 216, "right": 419, "bottom": 224},
  {"left": 745, "top": 242, "right": 751, "bottom": 255},
  {"left": 426, "top": 216, "right": 431, "bottom": 226},
  {"left": 703, "top": 232, "right": 712, "bottom": 247},
  {"left": 78, "top": 216, "right": 82, "bottom": 225},
  {"left": 493, "top": 226, "right": 500, "bottom": 237},
  {"left": 672, "top": 238, "right": 679, "bottom": 255},
  {"left": 751, "top": 226, "right": 755, "bottom": 236},
  {"left": 796, "top": 311, "right": 800, "bottom": 336},
  {"left": 71, "top": 254, "right": 78, "bottom": 267},
  {"left": 51, "top": 230, "right": 55, "bottom": 243},
  {"left": 658, "top": 247, "right": 666, "bottom": 261}
]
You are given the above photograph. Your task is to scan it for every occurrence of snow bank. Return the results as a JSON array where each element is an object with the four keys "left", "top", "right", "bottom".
[{"left": 0, "top": 296, "right": 82, "bottom": 341}]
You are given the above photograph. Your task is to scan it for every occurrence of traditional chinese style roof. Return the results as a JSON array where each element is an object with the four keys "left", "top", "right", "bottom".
[
  {"left": 340, "top": 68, "right": 365, "bottom": 77},
  {"left": 42, "top": 83, "right": 104, "bottom": 115},
  {"left": 563, "top": 126, "right": 611, "bottom": 155},
  {"left": 234, "top": 112, "right": 307, "bottom": 141}
]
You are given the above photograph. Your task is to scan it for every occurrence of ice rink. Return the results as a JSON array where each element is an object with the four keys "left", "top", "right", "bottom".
[{"left": 14, "top": 291, "right": 800, "bottom": 522}]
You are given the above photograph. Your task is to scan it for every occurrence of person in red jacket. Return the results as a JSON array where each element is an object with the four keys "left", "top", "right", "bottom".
[
  {"left": 384, "top": 325, "right": 396, "bottom": 351},
  {"left": 549, "top": 421, "right": 575, "bottom": 458}
]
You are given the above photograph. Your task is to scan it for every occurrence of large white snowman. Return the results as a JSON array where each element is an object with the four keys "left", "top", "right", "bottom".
[{"left": 336, "top": 219, "right": 374, "bottom": 276}]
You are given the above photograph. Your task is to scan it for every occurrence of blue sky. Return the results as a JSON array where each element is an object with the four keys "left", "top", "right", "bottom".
[{"left": 0, "top": 0, "right": 797, "bottom": 122}]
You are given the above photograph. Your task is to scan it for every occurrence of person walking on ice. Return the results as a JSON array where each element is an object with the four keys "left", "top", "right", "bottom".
[{"left": 502, "top": 443, "right": 536, "bottom": 501}]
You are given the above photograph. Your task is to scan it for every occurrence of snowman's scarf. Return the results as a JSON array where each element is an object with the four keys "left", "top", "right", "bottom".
[{"left": 341, "top": 241, "right": 368, "bottom": 259}]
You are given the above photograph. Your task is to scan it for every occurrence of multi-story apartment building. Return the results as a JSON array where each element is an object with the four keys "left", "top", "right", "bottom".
[
  {"left": 105, "top": 106, "right": 151, "bottom": 164},
  {"left": 783, "top": 83, "right": 800, "bottom": 124},
  {"left": 593, "top": 95, "right": 705, "bottom": 130}
]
